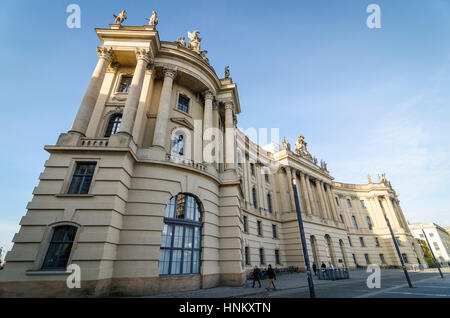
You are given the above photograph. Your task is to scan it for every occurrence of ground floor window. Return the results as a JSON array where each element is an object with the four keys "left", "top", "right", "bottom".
[
  {"left": 159, "top": 194, "right": 202, "bottom": 275},
  {"left": 42, "top": 225, "right": 77, "bottom": 270},
  {"left": 275, "top": 249, "right": 280, "bottom": 265}
]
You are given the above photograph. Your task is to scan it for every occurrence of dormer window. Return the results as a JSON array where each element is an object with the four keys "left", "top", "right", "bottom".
[
  {"left": 177, "top": 94, "right": 190, "bottom": 113},
  {"left": 117, "top": 75, "right": 132, "bottom": 93}
]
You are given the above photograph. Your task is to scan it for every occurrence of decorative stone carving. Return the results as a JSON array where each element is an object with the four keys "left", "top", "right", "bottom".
[
  {"left": 163, "top": 67, "right": 177, "bottom": 79},
  {"left": 145, "top": 11, "right": 158, "bottom": 27},
  {"left": 203, "top": 90, "right": 214, "bottom": 101},
  {"left": 113, "top": 10, "right": 127, "bottom": 25},
  {"left": 96, "top": 47, "right": 115, "bottom": 62},
  {"left": 368, "top": 174, "right": 372, "bottom": 184},
  {"left": 294, "top": 135, "right": 310, "bottom": 157},
  {"left": 188, "top": 31, "right": 202, "bottom": 53},
  {"left": 320, "top": 160, "right": 328, "bottom": 172},
  {"left": 176, "top": 36, "right": 186, "bottom": 47},
  {"left": 200, "top": 50, "right": 209, "bottom": 63},
  {"left": 225, "top": 66, "right": 230, "bottom": 78},
  {"left": 135, "top": 48, "right": 153, "bottom": 64}
]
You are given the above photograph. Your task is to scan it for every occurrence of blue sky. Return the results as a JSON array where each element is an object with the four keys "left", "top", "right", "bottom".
[{"left": 1, "top": 0, "right": 449, "bottom": 252}]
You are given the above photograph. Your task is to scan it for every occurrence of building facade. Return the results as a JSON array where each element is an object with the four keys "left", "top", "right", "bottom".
[
  {"left": 0, "top": 17, "right": 426, "bottom": 297},
  {"left": 409, "top": 223, "right": 450, "bottom": 266}
]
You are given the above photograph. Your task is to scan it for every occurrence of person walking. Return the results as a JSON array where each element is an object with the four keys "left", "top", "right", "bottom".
[
  {"left": 265, "top": 264, "right": 277, "bottom": 291},
  {"left": 252, "top": 265, "right": 262, "bottom": 288},
  {"left": 312, "top": 262, "right": 317, "bottom": 276},
  {"left": 321, "top": 262, "right": 327, "bottom": 279}
]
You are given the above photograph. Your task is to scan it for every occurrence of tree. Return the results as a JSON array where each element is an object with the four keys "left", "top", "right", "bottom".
[{"left": 418, "top": 239, "right": 435, "bottom": 267}]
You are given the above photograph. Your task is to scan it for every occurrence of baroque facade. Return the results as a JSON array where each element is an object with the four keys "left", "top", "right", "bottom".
[{"left": 0, "top": 16, "right": 426, "bottom": 297}]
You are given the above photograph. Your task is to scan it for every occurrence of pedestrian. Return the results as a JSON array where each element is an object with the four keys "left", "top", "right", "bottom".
[
  {"left": 312, "top": 262, "right": 317, "bottom": 276},
  {"left": 265, "top": 264, "right": 277, "bottom": 291},
  {"left": 321, "top": 262, "right": 327, "bottom": 279},
  {"left": 252, "top": 265, "right": 262, "bottom": 288}
]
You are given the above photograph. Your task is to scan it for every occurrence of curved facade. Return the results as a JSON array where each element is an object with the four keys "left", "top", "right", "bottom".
[{"left": 0, "top": 21, "right": 425, "bottom": 297}]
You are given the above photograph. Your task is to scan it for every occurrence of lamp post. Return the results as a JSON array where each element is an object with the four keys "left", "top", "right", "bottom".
[
  {"left": 291, "top": 173, "right": 316, "bottom": 298},
  {"left": 384, "top": 213, "right": 413, "bottom": 288},
  {"left": 422, "top": 230, "right": 444, "bottom": 279}
]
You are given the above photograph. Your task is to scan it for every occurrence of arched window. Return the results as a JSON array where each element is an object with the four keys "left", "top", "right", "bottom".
[
  {"left": 171, "top": 132, "right": 185, "bottom": 156},
  {"left": 104, "top": 114, "right": 122, "bottom": 137},
  {"left": 159, "top": 194, "right": 202, "bottom": 275},
  {"left": 339, "top": 214, "right": 344, "bottom": 224},
  {"left": 42, "top": 225, "right": 77, "bottom": 270},
  {"left": 352, "top": 216, "right": 359, "bottom": 230},
  {"left": 366, "top": 216, "right": 373, "bottom": 230},
  {"left": 325, "top": 234, "right": 336, "bottom": 266},
  {"left": 339, "top": 239, "right": 349, "bottom": 268},
  {"left": 310, "top": 235, "right": 319, "bottom": 265}
]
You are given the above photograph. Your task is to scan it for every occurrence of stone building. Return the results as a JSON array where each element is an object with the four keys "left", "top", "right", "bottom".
[
  {"left": 0, "top": 17, "right": 426, "bottom": 297},
  {"left": 409, "top": 223, "right": 450, "bottom": 266}
]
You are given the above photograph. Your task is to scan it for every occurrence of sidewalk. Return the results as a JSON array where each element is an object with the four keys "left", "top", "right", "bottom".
[{"left": 148, "top": 271, "right": 339, "bottom": 298}]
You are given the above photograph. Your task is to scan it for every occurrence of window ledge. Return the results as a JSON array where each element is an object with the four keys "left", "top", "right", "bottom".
[
  {"left": 55, "top": 194, "right": 95, "bottom": 198},
  {"left": 26, "top": 270, "right": 71, "bottom": 276}
]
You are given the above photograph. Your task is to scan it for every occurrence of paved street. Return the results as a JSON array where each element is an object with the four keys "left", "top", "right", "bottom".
[{"left": 149, "top": 268, "right": 450, "bottom": 298}]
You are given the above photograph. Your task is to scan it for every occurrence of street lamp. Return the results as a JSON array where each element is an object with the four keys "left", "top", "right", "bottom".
[
  {"left": 383, "top": 213, "right": 413, "bottom": 288},
  {"left": 291, "top": 173, "right": 316, "bottom": 298},
  {"left": 421, "top": 230, "right": 444, "bottom": 279}
]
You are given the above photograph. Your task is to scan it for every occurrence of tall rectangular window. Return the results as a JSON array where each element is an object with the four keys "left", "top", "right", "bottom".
[
  {"left": 245, "top": 247, "right": 250, "bottom": 265},
  {"left": 272, "top": 224, "right": 277, "bottom": 239},
  {"left": 265, "top": 174, "right": 269, "bottom": 183},
  {"left": 243, "top": 216, "right": 248, "bottom": 233},
  {"left": 359, "top": 237, "right": 365, "bottom": 247},
  {"left": 375, "top": 237, "right": 380, "bottom": 247},
  {"left": 177, "top": 94, "right": 190, "bottom": 113},
  {"left": 267, "top": 194, "right": 273, "bottom": 213},
  {"left": 347, "top": 199, "right": 352, "bottom": 208},
  {"left": 257, "top": 220, "right": 262, "bottom": 236},
  {"left": 250, "top": 163, "right": 255, "bottom": 176},
  {"left": 364, "top": 253, "right": 370, "bottom": 264},
  {"left": 379, "top": 254, "right": 386, "bottom": 264},
  {"left": 335, "top": 197, "right": 340, "bottom": 206},
  {"left": 252, "top": 187, "right": 258, "bottom": 209},
  {"left": 402, "top": 253, "right": 409, "bottom": 263},
  {"left": 352, "top": 216, "right": 359, "bottom": 230},
  {"left": 67, "top": 163, "right": 96, "bottom": 194},
  {"left": 275, "top": 249, "right": 280, "bottom": 265},
  {"left": 259, "top": 248, "right": 265, "bottom": 265},
  {"left": 348, "top": 236, "right": 352, "bottom": 247},
  {"left": 360, "top": 200, "right": 366, "bottom": 208},
  {"left": 117, "top": 75, "right": 132, "bottom": 93}
]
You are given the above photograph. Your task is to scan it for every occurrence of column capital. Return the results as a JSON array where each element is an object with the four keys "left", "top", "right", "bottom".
[
  {"left": 163, "top": 67, "right": 177, "bottom": 79},
  {"left": 135, "top": 48, "right": 153, "bottom": 64},
  {"left": 224, "top": 101, "right": 234, "bottom": 111},
  {"left": 203, "top": 90, "right": 214, "bottom": 101},
  {"left": 96, "top": 46, "right": 115, "bottom": 62}
]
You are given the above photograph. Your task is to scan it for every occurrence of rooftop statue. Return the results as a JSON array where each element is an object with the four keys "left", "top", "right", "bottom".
[
  {"left": 295, "top": 135, "right": 310, "bottom": 157},
  {"left": 368, "top": 174, "right": 372, "bottom": 184},
  {"left": 113, "top": 10, "right": 127, "bottom": 25},
  {"left": 146, "top": 11, "right": 158, "bottom": 27},
  {"left": 225, "top": 66, "right": 230, "bottom": 78},
  {"left": 200, "top": 50, "right": 209, "bottom": 63},
  {"left": 188, "top": 30, "right": 202, "bottom": 53},
  {"left": 176, "top": 36, "right": 186, "bottom": 47}
]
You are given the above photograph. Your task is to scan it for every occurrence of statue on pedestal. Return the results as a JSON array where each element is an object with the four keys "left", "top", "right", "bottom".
[
  {"left": 225, "top": 66, "right": 230, "bottom": 78},
  {"left": 113, "top": 10, "right": 127, "bottom": 25},
  {"left": 188, "top": 30, "right": 202, "bottom": 53},
  {"left": 295, "top": 135, "right": 310, "bottom": 157},
  {"left": 368, "top": 174, "right": 372, "bottom": 184},
  {"left": 145, "top": 11, "right": 158, "bottom": 27}
]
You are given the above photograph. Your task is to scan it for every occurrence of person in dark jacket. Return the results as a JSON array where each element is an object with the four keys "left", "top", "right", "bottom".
[
  {"left": 252, "top": 266, "right": 262, "bottom": 288},
  {"left": 265, "top": 264, "right": 277, "bottom": 291},
  {"left": 312, "top": 262, "right": 317, "bottom": 276}
]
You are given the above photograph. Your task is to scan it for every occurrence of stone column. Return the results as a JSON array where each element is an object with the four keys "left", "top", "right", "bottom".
[
  {"left": 224, "top": 102, "right": 235, "bottom": 170},
  {"left": 118, "top": 49, "right": 153, "bottom": 137},
  {"left": 326, "top": 184, "right": 339, "bottom": 222},
  {"left": 203, "top": 91, "right": 214, "bottom": 163},
  {"left": 285, "top": 167, "right": 296, "bottom": 212},
  {"left": 315, "top": 180, "right": 328, "bottom": 219},
  {"left": 385, "top": 196, "right": 404, "bottom": 230},
  {"left": 152, "top": 67, "right": 177, "bottom": 149},
  {"left": 300, "top": 172, "right": 312, "bottom": 215},
  {"left": 70, "top": 47, "right": 114, "bottom": 136},
  {"left": 305, "top": 175, "right": 317, "bottom": 216}
]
